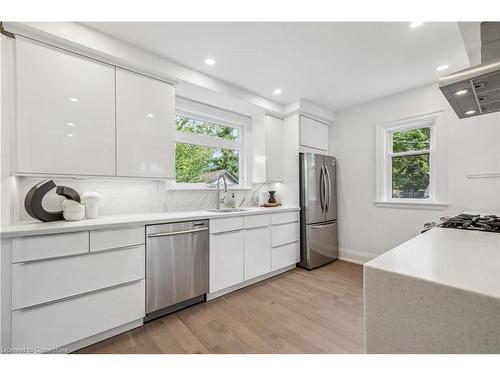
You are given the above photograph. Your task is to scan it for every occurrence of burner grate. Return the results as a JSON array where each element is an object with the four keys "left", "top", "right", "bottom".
[{"left": 439, "top": 214, "right": 500, "bottom": 233}]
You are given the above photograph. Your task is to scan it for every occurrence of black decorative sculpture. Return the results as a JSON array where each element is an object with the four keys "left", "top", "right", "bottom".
[{"left": 24, "top": 180, "right": 81, "bottom": 222}]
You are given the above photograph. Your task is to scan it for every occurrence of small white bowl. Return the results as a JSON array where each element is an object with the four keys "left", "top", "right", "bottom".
[{"left": 62, "top": 200, "right": 85, "bottom": 221}]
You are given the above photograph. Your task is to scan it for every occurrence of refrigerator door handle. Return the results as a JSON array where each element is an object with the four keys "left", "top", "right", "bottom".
[
  {"left": 322, "top": 165, "right": 329, "bottom": 212},
  {"left": 325, "top": 164, "right": 332, "bottom": 214},
  {"left": 319, "top": 165, "right": 325, "bottom": 212},
  {"left": 310, "top": 222, "right": 337, "bottom": 229}
]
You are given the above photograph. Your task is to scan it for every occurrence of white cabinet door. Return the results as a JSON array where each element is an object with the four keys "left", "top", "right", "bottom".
[
  {"left": 116, "top": 69, "right": 175, "bottom": 178},
  {"left": 209, "top": 230, "right": 244, "bottom": 293},
  {"left": 244, "top": 225, "right": 271, "bottom": 281},
  {"left": 265, "top": 114, "right": 283, "bottom": 182},
  {"left": 15, "top": 37, "right": 116, "bottom": 176},
  {"left": 300, "top": 116, "right": 329, "bottom": 153}
]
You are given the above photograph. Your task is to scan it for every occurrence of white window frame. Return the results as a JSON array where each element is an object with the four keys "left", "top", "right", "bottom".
[
  {"left": 170, "top": 101, "right": 249, "bottom": 190},
  {"left": 375, "top": 111, "right": 448, "bottom": 209}
]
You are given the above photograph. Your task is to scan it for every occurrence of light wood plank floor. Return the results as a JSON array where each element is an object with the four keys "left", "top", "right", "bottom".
[{"left": 76, "top": 261, "right": 364, "bottom": 354}]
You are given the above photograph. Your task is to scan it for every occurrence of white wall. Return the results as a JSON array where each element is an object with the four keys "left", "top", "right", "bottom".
[{"left": 330, "top": 83, "right": 500, "bottom": 263}]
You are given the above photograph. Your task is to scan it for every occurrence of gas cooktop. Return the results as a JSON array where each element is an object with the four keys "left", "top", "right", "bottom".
[{"left": 439, "top": 214, "right": 500, "bottom": 233}]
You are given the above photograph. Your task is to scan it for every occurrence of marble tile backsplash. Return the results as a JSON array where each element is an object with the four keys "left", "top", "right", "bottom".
[{"left": 17, "top": 177, "right": 270, "bottom": 223}]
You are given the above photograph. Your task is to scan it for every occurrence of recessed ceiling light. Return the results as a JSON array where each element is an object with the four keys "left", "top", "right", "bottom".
[
  {"left": 204, "top": 57, "right": 215, "bottom": 66},
  {"left": 67, "top": 133, "right": 74, "bottom": 137},
  {"left": 409, "top": 22, "right": 424, "bottom": 29},
  {"left": 436, "top": 64, "right": 450, "bottom": 72},
  {"left": 67, "top": 122, "right": 75, "bottom": 127},
  {"left": 69, "top": 97, "right": 79, "bottom": 102},
  {"left": 146, "top": 113, "right": 154, "bottom": 118},
  {"left": 465, "top": 110, "right": 476, "bottom": 115},
  {"left": 454, "top": 89, "right": 469, "bottom": 96},
  {"left": 273, "top": 88, "right": 283, "bottom": 95}
]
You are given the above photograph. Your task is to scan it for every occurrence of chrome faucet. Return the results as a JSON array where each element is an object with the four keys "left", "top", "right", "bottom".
[{"left": 216, "top": 173, "right": 228, "bottom": 209}]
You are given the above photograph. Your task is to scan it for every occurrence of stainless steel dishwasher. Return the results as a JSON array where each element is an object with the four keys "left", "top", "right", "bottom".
[{"left": 145, "top": 220, "right": 209, "bottom": 321}]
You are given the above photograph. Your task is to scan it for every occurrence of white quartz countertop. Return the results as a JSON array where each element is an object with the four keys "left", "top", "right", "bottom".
[
  {"left": 365, "top": 227, "right": 500, "bottom": 300},
  {"left": 0, "top": 206, "right": 300, "bottom": 239}
]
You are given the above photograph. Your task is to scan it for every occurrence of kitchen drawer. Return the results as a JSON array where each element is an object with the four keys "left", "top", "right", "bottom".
[
  {"left": 12, "top": 280, "right": 145, "bottom": 351},
  {"left": 90, "top": 226, "right": 145, "bottom": 252},
  {"left": 244, "top": 214, "right": 270, "bottom": 229},
  {"left": 272, "top": 241, "right": 300, "bottom": 271},
  {"left": 271, "top": 221, "right": 300, "bottom": 247},
  {"left": 12, "top": 245, "right": 145, "bottom": 310},
  {"left": 209, "top": 216, "right": 244, "bottom": 234},
  {"left": 12, "top": 232, "right": 89, "bottom": 263},
  {"left": 271, "top": 211, "right": 299, "bottom": 225}
]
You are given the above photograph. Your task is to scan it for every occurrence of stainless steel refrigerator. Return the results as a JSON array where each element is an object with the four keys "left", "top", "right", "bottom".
[{"left": 299, "top": 153, "right": 338, "bottom": 270}]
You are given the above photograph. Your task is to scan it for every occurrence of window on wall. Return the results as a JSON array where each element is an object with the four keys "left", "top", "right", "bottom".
[
  {"left": 172, "top": 96, "right": 249, "bottom": 189},
  {"left": 390, "top": 126, "right": 431, "bottom": 199},
  {"left": 376, "top": 111, "right": 447, "bottom": 208},
  {"left": 175, "top": 115, "right": 241, "bottom": 185}
]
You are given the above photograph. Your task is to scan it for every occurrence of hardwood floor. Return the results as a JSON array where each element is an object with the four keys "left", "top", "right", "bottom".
[{"left": 76, "top": 261, "right": 364, "bottom": 354}]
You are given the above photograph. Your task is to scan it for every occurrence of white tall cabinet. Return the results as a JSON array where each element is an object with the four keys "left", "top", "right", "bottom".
[
  {"left": 15, "top": 37, "right": 116, "bottom": 176},
  {"left": 116, "top": 69, "right": 175, "bottom": 178},
  {"left": 265, "top": 114, "right": 284, "bottom": 182}
]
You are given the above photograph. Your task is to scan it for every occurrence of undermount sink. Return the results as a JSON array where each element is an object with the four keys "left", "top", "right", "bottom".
[{"left": 205, "top": 208, "right": 249, "bottom": 213}]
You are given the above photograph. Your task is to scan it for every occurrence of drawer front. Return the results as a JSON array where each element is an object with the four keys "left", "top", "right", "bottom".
[
  {"left": 244, "top": 214, "right": 270, "bottom": 229},
  {"left": 12, "top": 232, "right": 89, "bottom": 263},
  {"left": 12, "top": 245, "right": 145, "bottom": 310},
  {"left": 90, "top": 226, "right": 145, "bottom": 252},
  {"left": 209, "top": 230, "right": 244, "bottom": 292},
  {"left": 272, "top": 221, "right": 300, "bottom": 247},
  {"left": 210, "top": 216, "right": 244, "bottom": 234},
  {"left": 12, "top": 280, "right": 145, "bottom": 351},
  {"left": 272, "top": 241, "right": 300, "bottom": 271},
  {"left": 271, "top": 211, "right": 299, "bottom": 225}
]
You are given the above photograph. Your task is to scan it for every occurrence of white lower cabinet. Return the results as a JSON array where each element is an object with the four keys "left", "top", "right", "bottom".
[
  {"left": 12, "top": 280, "right": 145, "bottom": 351},
  {"left": 209, "top": 211, "right": 299, "bottom": 297},
  {"left": 209, "top": 230, "right": 244, "bottom": 293},
  {"left": 8, "top": 226, "right": 147, "bottom": 352},
  {"left": 244, "top": 225, "right": 271, "bottom": 280}
]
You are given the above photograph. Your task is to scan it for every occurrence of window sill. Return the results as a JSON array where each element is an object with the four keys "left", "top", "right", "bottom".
[
  {"left": 374, "top": 200, "right": 449, "bottom": 210},
  {"left": 166, "top": 185, "right": 253, "bottom": 192}
]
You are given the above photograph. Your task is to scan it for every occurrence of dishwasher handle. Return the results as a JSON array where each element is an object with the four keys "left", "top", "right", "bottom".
[{"left": 148, "top": 227, "right": 208, "bottom": 238}]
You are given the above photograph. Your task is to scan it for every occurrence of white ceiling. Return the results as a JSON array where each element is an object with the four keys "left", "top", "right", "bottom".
[{"left": 84, "top": 22, "right": 471, "bottom": 112}]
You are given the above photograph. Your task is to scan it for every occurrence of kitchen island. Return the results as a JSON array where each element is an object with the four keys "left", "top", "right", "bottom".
[{"left": 364, "top": 227, "right": 500, "bottom": 353}]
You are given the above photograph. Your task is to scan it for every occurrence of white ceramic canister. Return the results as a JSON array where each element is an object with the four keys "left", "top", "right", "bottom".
[
  {"left": 62, "top": 200, "right": 85, "bottom": 221},
  {"left": 81, "top": 192, "right": 102, "bottom": 219}
]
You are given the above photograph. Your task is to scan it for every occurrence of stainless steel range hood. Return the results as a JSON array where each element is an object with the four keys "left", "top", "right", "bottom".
[{"left": 439, "top": 22, "right": 500, "bottom": 119}]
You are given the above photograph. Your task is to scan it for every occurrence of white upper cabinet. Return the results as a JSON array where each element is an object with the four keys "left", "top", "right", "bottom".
[
  {"left": 15, "top": 37, "right": 116, "bottom": 176},
  {"left": 116, "top": 69, "right": 175, "bottom": 178},
  {"left": 300, "top": 115, "right": 329, "bottom": 154},
  {"left": 265, "top": 114, "right": 284, "bottom": 182}
]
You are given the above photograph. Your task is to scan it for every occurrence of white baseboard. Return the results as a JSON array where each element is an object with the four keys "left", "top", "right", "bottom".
[{"left": 339, "top": 247, "right": 376, "bottom": 265}]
